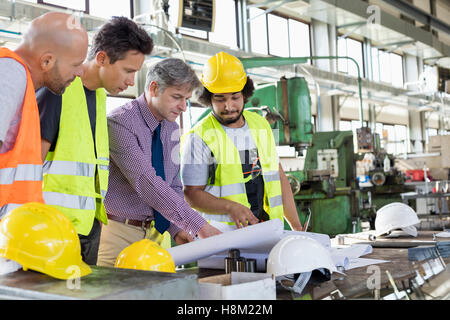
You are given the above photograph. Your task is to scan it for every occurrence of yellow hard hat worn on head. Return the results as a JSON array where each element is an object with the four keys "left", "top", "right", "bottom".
[
  {"left": 201, "top": 51, "right": 247, "bottom": 93},
  {"left": 115, "top": 239, "right": 176, "bottom": 273},
  {"left": 0, "top": 202, "right": 91, "bottom": 280}
]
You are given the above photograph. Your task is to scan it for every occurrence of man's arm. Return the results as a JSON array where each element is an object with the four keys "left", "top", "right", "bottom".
[
  {"left": 279, "top": 163, "right": 304, "bottom": 231},
  {"left": 183, "top": 185, "right": 259, "bottom": 228},
  {"left": 41, "top": 139, "right": 51, "bottom": 162},
  {"left": 36, "top": 87, "right": 62, "bottom": 162},
  {"left": 0, "top": 58, "right": 27, "bottom": 154}
]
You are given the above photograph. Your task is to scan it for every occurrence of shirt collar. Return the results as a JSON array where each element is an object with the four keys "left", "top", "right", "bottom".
[{"left": 137, "top": 93, "right": 162, "bottom": 133}]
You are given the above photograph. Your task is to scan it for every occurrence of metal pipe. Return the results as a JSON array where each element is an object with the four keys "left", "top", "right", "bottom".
[{"left": 239, "top": 56, "right": 364, "bottom": 127}]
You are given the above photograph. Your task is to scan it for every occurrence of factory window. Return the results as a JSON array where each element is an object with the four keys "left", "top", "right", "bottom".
[
  {"left": 337, "top": 37, "right": 364, "bottom": 78},
  {"left": 267, "top": 13, "right": 289, "bottom": 57},
  {"left": 89, "top": 0, "right": 132, "bottom": 19},
  {"left": 376, "top": 123, "right": 408, "bottom": 155},
  {"left": 106, "top": 96, "right": 133, "bottom": 115},
  {"left": 249, "top": 9, "right": 311, "bottom": 59},
  {"left": 37, "top": 0, "right": 133, "bottom": 18},
  {"left": 38, "top": 0, "right": 86, "bottom": 12},
  {"left": 288, "top": 19, "right": 311, "bottom": 62},
  {"left": 427, "top": 128, "right": 438, "bottom": 137},
  {"left": 372, "top": 48, "right": 404, "bottom": 87},
  {"left": 208, "top": 0, "right": 238, "bottom": 48},
  {"left": 339, "top": 120, "right": 352, "bottom": 131},
  {"left": 249, "top": 7, "right": 268, "bottom": 55}
]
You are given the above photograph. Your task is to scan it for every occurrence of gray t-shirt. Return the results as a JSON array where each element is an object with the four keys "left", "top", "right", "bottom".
[
  {"left": 0, "top": 58, "right": 27, "bottom": 153},
  {"left": 181, "top": 120, "right": 281, "bottom": 221},
  {"left": 181, "top": 122, "right": 259, "bottom": 186}
]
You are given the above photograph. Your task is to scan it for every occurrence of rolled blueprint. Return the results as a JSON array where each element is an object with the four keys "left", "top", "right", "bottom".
[{"left": 167, "top": 219, "right": 284, "bottom": 266}]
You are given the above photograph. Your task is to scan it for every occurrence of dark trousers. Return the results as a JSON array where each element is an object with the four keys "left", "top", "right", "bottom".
[{"left": 78, "top": 218, "right": 102, "bottom": 265}]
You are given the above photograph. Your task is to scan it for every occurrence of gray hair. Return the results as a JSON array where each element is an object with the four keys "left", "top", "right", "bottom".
[{"left": 144, "top": 58, "right": 201, "bottom": 93}]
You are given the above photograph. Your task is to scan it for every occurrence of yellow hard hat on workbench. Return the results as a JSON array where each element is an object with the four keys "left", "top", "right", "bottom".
[
  {"left": 0, "top": 202, "right": 91, "bottom": 280},
  {"left": 115, "top": 239, "right": 176, "bottom": 273}
]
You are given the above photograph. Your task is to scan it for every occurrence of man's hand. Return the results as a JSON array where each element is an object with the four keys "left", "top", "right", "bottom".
[
  {"left": 197, "top": 223, "right": 222, "bottom": 239},
  {"left": 228, "top": 202, "right": 259, "bottom": 228},
  {"left": 174, "top": 230, "right": 195, "bottom": 245}
]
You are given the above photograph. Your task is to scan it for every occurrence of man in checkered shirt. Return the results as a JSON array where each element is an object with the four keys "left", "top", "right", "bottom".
[{"left": 97, "top": 58, "right": 221, "bottom": 267}]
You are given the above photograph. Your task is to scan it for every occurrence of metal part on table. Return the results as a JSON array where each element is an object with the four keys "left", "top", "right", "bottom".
[
  {"left": 0, "top": 266, "right": 199, "bottom": 300},
  {"left": 408, "top": 246, "right": 440, "bottom": 261}
]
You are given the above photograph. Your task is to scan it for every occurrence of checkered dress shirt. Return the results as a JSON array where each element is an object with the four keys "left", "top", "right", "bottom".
[{"left": 104, "top": 94, "right": 207, "bottom": 238}]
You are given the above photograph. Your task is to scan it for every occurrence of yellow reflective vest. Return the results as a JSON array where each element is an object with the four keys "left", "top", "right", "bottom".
[
  {"left": 42, "top": 77, "right": 109, "bottom": 236},
  {"left": 183, "top": 110, "right": 284, "bottom": 225}
]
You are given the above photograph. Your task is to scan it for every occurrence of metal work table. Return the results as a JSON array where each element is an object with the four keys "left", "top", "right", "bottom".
[
  {"left": 0, "top": 266, "right": 199, "bottom": 300},
  {"left": 1, "top": 231, "right": 448, "bottom": 300},
  {"left": 180, "top": 231, "right": 450, "bottom": 300}
]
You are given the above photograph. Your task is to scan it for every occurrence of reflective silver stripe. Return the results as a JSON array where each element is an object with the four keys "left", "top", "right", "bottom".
[
  {"left": 99, "top": 165, "right": 109, "bottom": 171},
  {"left": 0, "top": 203, "right": 21, "bottom": 217},
  {"left": 101, "top": 189, "right": 107, "bottom": 198},
  {"left": 43, "top": 160, "right": 95, "bottom": 177},
  {"left": 0, "top": 164, "right": 42, "bottom": 185},
  {"left": 269, "top": 195, "right": 283, "bottom": 208},
  {"left": 263, "top": 171, "right": 280, "bottom": 182},
  {"left": 43, "top": 192, "right": 96, "bottom": 210},
  {"left": 201, "top": 212, "right": 234, "bottom": 224},
  {"left": 206, "top": 183, "right": 246, "bottom": 197},
  {"left": 98, "top": 157, "right": 109, "bottom": 161}
]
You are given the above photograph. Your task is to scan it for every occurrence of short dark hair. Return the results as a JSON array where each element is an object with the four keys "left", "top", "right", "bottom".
[
  {"left": 196, "top": 76, "right": 255, "bottom": 107},
  {"left": 88, "top": 16, "right": 153, "bottom": 64}
]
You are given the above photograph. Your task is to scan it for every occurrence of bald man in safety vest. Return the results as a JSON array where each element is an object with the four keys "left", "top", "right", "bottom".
[{"left": 0, "top": 12, "right": 88, "bottom": 217}]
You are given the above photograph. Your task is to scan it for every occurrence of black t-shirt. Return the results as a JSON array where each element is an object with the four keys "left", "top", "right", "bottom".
[
  {"left": 240, "top": 149, "right": 269, "bottom": 222},
  {"left": 36, "top": 86, "right": 97, "bottom": 152}
]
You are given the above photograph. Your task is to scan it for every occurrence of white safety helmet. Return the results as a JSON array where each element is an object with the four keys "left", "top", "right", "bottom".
[
  {"left": 375, "top": 202, "right": 420, "bottom": 237},
  {"left": 266, "top": 235, "right": 339, "bottom": 294}
]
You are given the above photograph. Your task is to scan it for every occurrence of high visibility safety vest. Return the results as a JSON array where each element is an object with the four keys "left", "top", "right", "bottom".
[
  {"left": 183, "top": 110, "right": 284, "bottom": 225},
  {"left": 42, "top": 77, "right": 109, "bottom": 236},
  {"left": 0, "top": 48, "right": 44, "bottom": 217}
]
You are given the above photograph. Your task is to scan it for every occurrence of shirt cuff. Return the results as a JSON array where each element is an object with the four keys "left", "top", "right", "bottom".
[{"left": 167, "top": 223, "right": 182, "bottom": 239}]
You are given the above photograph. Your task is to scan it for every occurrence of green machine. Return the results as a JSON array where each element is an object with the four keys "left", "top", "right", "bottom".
[
  {"left": 238, "top": 56, "right": 365, "bottom": 236},
  {"left": 243, "top": 76, "right": 360, "bottom": 236},
  {"left": 191, "top": 56, "right": 364, "bottom": 236}
]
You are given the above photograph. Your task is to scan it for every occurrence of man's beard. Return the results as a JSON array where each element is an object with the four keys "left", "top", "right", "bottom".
[
  {"left": 45, "top": 61, "right": 73, "bottom": 95},
  {"left": 212, "top": 108, "right": 244, "bottom": 125}
]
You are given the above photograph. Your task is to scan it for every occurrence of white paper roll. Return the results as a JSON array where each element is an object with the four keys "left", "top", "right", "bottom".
[{"left": 168, "top": 219, "right": 284, "bottom": 266}]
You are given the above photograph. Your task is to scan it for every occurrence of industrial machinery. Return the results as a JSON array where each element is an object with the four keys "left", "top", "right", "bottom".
[
  {"left": 243, "top": 74, "right": 360, "bottom": 236},
  {"left": 192, "top": 56, "right": 368, "bottom": 236},
  {"left": 355, "top": 128, "right": 416, "bottom": 229}
]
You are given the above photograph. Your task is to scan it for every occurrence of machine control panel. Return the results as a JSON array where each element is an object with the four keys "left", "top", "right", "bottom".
[{"left": 317, "top": 149, "right": 339, "bottom": 177}]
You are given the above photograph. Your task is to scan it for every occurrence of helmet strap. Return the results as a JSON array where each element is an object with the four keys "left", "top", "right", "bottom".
[{"left": 279, "top": 271, "right": 312, "bottom": 295}]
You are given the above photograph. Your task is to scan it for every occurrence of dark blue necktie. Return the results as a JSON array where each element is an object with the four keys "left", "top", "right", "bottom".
[{"left": 151, "top": 124, "right": 170, "bottom": 234}]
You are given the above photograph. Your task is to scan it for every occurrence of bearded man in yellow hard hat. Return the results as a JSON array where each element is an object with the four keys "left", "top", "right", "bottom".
[{"left": 180, "top": 51, "right": 304, "bottom": 231}]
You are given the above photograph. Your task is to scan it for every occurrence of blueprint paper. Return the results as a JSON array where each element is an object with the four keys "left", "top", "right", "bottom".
[
  {"left": 0, "top": 258, "right": 22, "bottom": 275},
  {"left": 436, "top": 232, "right": 450, "bottom": 238},
  {"left": 168, "top": 219, "right": 284, "bottom": 266},
  {"left": 346, "top": 258, "right": 390, "bottom": 270},
  {"left": 330, "top": 244, "right": 373, "bottom": 259}
]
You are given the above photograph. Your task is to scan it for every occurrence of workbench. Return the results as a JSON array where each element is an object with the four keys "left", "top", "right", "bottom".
[
  {"left": 0, "top": 265, "right": 199, "bottom": 300},
  {"left": 186, "top": 230, "right": 450, "bottom": 300},
  {"left": 0, "top": 231, "right": 448, "bottom": 300}
]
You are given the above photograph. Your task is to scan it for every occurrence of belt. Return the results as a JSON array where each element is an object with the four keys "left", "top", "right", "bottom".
[{"left": 107, "top": 214, "right": 152, "bottom": 231}]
